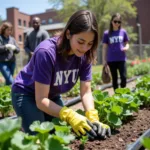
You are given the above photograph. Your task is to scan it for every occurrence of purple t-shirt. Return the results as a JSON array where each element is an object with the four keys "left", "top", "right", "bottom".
[
  {"left": 102, "top": 29, "right": 129, "bottom": 62},
  {"left": 12, "top": 37, "right": 92, "bottom": 98}
]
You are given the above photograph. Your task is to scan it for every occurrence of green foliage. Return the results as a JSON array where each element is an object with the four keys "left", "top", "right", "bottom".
[
  {"left": 141, "top": 137, "right": 150, "bottom": 149},
  {"left": 134, "top": 75, "right": 150, "bottom": 107},
  {"left": 136, "top": 75, "right": 150, "bottom": 91},
  {"left": 63, "top": 72, "right": 102, "bottom": 97},
  {"left": 127, "top": 67, "right": 134, "bottom": 79},
  {"left": 64, "top": 81, "right": 80, "bottom": 97},
  {"left": 48, "top": 0, "right": 137, "bottom": 41},
  {"left": 0, "top": 16, "right": 2, "bottom": 25},
  {"left": 133, "top": 63, "right": 150, "bottom": 76},
  {"left": 0, "top": 118, "right": 21, "bottom": 143},
  {"left": 93, "top": 88, "right": 141, "bottom": 128},
  {"left": 80, "top": 136, "right": 88, "bottom": 145},
  {"left": 0, "top": 118, "right": 74, "bottom": 150},
  {"left": 92, "top": 75, "right": 150, "bottom": 128},
  {"left": 0, "top": 86, "right": 13, "bottom": 117}
]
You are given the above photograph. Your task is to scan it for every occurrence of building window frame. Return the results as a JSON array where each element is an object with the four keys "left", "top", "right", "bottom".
[
  {"left": 18, "top": 19, "right": 22, "bottom": 26},
  {"left": 19, "top": 35, "right": 22, "bottom": 42}
]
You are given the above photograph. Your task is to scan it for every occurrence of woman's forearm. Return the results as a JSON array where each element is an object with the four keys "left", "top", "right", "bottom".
[
  {"left": 81, "top": 92, "right": 95, "bottom": 111},
  {"left": 102, "top": 44, "right": 108, "bottom": 64},
  {"left": 36, "top": 98, "right": 62, "bottom": 118}
]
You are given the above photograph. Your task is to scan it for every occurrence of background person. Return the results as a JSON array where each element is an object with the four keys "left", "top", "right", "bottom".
[
  {"left": 24, "top": 16, "right": 49, "bottom": 61},
  {"left": 102, "top": 13, "right": 129, "bottom": 91},
  {"left": 11, "top": 10, "right": 111, "bottom": 138},
  {"left": 0, "top": 22, "right": 20, "bottom": 85}
]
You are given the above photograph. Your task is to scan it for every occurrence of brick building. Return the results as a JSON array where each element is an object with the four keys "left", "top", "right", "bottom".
[
  {"left": 5, "top": 0, "right": 150, "bottom": 50},
  {"left": 6, "top": 7, "right": 64, "bottom": 49},
  {"left": 129, "top": 0, "right": 150, "bottom": 44}
]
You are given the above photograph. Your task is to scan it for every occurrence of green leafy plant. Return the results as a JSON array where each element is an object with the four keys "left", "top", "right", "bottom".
[
  {"left": 93, "top": 88, "right": 139, "bottom": 128},
  {"left": 0, "top": 86, "right": 13, "bottom": 117},
  {"left": 80, "top": 136, "right": 88, "bottom": 146},
  {"left": 141, "top": 137, "right": 150, "bottom": 149},
  {"left": 0, "top": 117, "right": 75, "bottom": 150}
]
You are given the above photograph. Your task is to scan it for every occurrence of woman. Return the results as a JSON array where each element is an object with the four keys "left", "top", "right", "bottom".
[
  {"left": 102, "top": 13, "right": 129, "bottom": 91},
  {"left": 0, "top": 22, "right": 20, "bottom": 85},
  {"left": 11, "top": 10, "right": 111, "bottom": 138}
]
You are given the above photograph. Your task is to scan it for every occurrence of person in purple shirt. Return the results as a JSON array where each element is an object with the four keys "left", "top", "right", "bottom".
[
  {"left": 11, "top": 10, "right": 111, "bottom": 138},
  {"left": 102, "top": 13, "right": 129, "bottom": 91}
]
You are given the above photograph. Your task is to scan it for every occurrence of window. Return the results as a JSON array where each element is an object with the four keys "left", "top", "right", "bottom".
[
  {"left": 18, "top": 19, "right": 22, "bottom": 26},
  {"left": 19, "top": 35, "right": 22, "bottom": 42},
  {"left": 41, "top": 20, "right": 46, "bottom": 25},
  {"left": 28, "top": 22, "right": 31, "bottom": 27},
  {"left": 23, "top": 20, "right": 26, "bottom": 27},
  {"left": 48, "top": 18, "right": 53, "bottom": 24}
]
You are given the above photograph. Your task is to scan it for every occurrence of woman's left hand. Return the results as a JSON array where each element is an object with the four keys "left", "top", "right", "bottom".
[{"left": 121, "top": 47, "right": 127, "bottom": 51}]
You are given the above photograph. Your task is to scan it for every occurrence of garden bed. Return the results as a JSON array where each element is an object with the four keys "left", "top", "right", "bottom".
[
  {"left": 69, "top": 108, "right": 150, "bottom": 150},
  {"left": 0, "top": 75, "right": 150, "bottom": 150}
]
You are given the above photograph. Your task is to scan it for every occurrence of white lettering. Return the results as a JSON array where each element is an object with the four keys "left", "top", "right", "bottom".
[
  {"left": 109, "top": 36, "right": 123, "bottom": 44},
  {"left": 119, "top": 36, "right": 123, "bottom": 42},
  {"left": 64, "top": 70, "right": 72, "bottom": 84},
  {"left": 72, "top": 69, "right": 79, "bottom": 83},
  {"left": 109, "top": 37, "right": 114, "bottom": 44},
  {"left": 114, "top": 36, "right": 119, "bottom": 42},
  {"left": 53, "top": 71, "right": 63, "bottom": 86},
  {"left": 53, "top": 69, "right": 79, "bottom": 86}
]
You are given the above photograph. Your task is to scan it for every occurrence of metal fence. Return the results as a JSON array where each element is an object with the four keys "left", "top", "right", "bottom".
[{"left": 15, "top": 44, "right": 150, "bottom": 73}]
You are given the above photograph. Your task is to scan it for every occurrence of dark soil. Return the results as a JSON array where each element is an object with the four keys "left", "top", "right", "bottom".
[{"left": 69, "top": 108, "right": 150, "bottom": 150}]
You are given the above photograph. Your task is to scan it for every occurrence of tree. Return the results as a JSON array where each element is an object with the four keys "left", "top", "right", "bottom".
[
  {"left": 48, "top": 0, "right": 137, "bottom": 42},
  {"left": 0, "top": 16, "right": 2, "bottom": 25}
]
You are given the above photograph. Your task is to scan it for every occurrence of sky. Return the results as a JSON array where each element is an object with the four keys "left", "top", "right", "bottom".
[{"left": 0, "top": 0, "right": 52, "bottom": 20}]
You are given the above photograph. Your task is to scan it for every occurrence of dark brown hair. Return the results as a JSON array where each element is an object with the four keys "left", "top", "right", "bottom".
[
  {"left": 0, "top": 22, "right": 13, "bottom": 35},
  {"left": 109, "top": 13, "right": 122, "bottom": 35},
  {"left": 57, "top": 10, "right": 99, "bottom": 64}
]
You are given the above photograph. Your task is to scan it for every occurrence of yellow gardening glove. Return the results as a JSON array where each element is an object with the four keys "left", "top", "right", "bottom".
[
  {"left": 85, "top": 109, "right": 111, "bottom": 138},
  {"left": 59, "top": 107, "right": 96, "bottom": 137}
]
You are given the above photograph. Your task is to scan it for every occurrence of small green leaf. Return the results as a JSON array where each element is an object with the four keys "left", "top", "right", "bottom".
[
  {"left": 11, "top": 131, "right": 39, "bottom": 150},
  {"left": 141, "top": 137, "right": 150, "bottom": 149},
  {"left": 55, "top": 131, "right": 75, "bottom": 144},
  {"left": 54, "top": 125, "right": 71, "bottom": 133},
  {"left": 0, "top": 118, "right": 21, "bottom": 143},
  {"left": 123, "top": 110, "right": 133, "bottom": 116},
  {"left": 111, "top": 105, "right": 123, "bottom": 115},
  {"left": 45, "top": 136, "right": 71, "bottom": 150},
  {"left": 52, "top": 118, "right": 67, "bottom": 126},
  {"left": 107, "top": 113, "right": 122, "bottom": 126},
  {"left": 29, "top": 121, "right": 54, "bottom": 134}
]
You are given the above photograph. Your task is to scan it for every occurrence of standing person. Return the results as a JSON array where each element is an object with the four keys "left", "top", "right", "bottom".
[
  {"left": 0, "top": 22, "right": 20, "bottom": 85},
  {"left": 102, "top": 13, "right": 129, "bottom": 91},
  {"left": 24, "top": 17, "right": 49, "bottom": 61},
  {"left": 12, "top": 10, "right": 111, "bottom": 138}
]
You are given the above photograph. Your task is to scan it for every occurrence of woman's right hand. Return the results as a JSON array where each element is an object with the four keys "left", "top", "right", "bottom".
[{"left": 59, "top": 107, "right": 97, "bottom": 137}]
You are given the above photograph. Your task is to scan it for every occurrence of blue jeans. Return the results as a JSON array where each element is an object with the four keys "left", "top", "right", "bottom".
[
  {"left": 0, "top": 62, "right": 15, "bottom": 85},
  {"left": 11, "top": 93, "right": 64, "bottom": 135}
]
